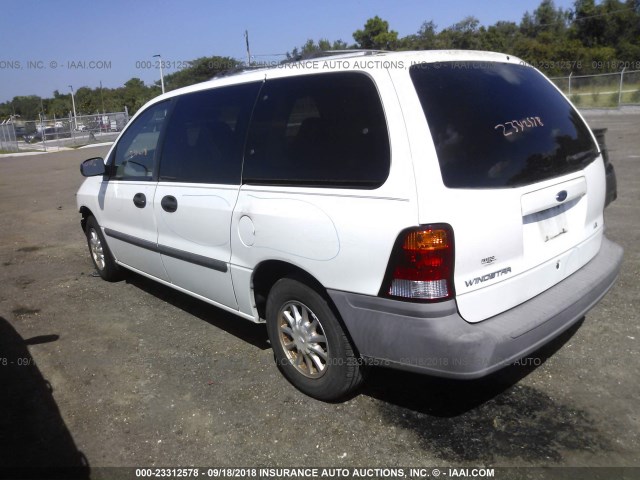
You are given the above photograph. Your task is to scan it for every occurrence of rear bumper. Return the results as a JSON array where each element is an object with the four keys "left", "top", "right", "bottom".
[{"left": 328, "top": 236, "right": 623, "bottom": 379}]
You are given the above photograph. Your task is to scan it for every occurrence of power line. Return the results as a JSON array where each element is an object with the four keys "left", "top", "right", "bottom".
[
  {"left": 533, "top": 6, "right": 636, "bottom": 28},
  {"left": 572, "top": 6, "right": 636, "bottom": 22}
]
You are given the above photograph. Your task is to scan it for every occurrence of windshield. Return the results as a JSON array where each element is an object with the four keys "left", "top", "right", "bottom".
[{"left": 410, "top": 61, "right": 597, "bottom": 188}]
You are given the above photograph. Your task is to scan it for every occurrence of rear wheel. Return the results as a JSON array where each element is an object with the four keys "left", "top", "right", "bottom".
[
  {"left": 85, "top": 216, "right": 122, "bottom": 281},
  {"left": 266, "top": 278, "right": 362, "bottom": 401}
]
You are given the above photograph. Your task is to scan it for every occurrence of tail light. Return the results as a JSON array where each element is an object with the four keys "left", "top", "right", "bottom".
[{"left": 380, "top": 224, "right": 455, "bottom": 301}]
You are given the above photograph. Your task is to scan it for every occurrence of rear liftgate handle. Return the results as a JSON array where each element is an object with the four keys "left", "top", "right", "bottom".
[{"left": 161, "top": 195, "right": 178, "bottom": 213}]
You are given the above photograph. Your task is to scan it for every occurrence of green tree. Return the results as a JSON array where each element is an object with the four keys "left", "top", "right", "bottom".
[
  {"left": 300, "top": 39, "right": 326, "bottom": 56},
  {"left": 0, "top": 103, "right": 11, "bottom": 120},
  {"left": 10, "top": 96, "right": 44, "bottom": 120},
  {"left": 287, "top": 39, "right": 350, "bottom": 60},
  {"left": 75, "top": 87, "right": 100, "bottom": 115},
  {"left": 482, "top": 21, "right": 520, "bottom": 52},
  {"left": 521, "top": 0, "right": 569, "bottom": 38},
  {"left": 438, "top": 16, "right": 484, "bottom": 49},
  {"left": 571, "top": 0, "right": 640, "bottom": 49},
  {"left": 162, "top": 56, "right": 240, "bottom": 90},
  {"left": 353, "top": 16, "right": 398, "bottom": 50},
  {"left": 399, "top": 21, "right": 438, "bottom": 50},
  {"left": 602, "top": 0, "right": 640, "bottom": 47},
  {"left": 571, "top": 0, "right": 602, "bottom": 46},
  {"left": 121, "top": 77, "right": 150, "bottom": 113}
]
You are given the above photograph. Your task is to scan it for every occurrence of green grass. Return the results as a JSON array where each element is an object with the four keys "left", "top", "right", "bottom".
[
  {"left": 0, "top": 148, "right": 41, "bottom": 154},
  {"left": 553, "top": 79, "right": 640, "bottom": 107}
]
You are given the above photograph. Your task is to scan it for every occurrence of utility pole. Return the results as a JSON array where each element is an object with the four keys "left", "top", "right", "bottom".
[
  {"left": 568, "top": 72, "right": 573, "bottom": 97},
  {"left": 245, "top": 30, "right": 251, "bottom": 66},
  {"left": 618, "top": 67, "right": 626, "bottom": 106},
  {"left": 100, "top": 80, "right": 105, "bottom": 114},
  {"left": 68, "top": 85, "right": 77, "bottom": 130},
  {"left": 153, "top": 54, "right": 165, "bottom": 94}
]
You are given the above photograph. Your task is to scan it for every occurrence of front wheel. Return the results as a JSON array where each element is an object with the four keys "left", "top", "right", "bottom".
[
  {"left": 85, "top": 216, "right": 122, "bottom": 281},
  {"left": 266, "top": 278, "right": 363, "bottom": 401}
]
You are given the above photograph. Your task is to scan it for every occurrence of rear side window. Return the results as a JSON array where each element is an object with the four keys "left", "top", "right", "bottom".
[
  {"left": 159, "top": 82, "right": 261, "bottom": 184},
  {"left": 243, "top": 72, "right": 390, "bottom": 188},
  {"left": 111, "top": 101, "right": 169, "bottom": 180},
  {"left": 410, "top": 62, "right": 597, "bottom": 188}
]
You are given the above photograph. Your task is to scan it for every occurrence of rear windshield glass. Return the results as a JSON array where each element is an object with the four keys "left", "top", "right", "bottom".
[{"left": 410, "top": 62, "right": 597, "bottom": 188}]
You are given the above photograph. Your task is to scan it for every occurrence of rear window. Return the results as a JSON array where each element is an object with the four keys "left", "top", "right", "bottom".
[{"left": 410, "top": 62, "right": 597, "bottom": 188}]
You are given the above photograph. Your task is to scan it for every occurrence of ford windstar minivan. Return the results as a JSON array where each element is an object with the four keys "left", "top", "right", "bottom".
[{"left": 77, "top": 50, "right": 623, "bottom": 400}]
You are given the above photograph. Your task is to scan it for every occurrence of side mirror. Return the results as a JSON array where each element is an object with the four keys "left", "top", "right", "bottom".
[{"left": 80, "top": 157, "right": 106, "bottom": 177}]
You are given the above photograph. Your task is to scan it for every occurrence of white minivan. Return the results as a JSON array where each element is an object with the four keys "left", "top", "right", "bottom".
[{"left": 77, "top": 50, "right": 623, "bottom": 400}]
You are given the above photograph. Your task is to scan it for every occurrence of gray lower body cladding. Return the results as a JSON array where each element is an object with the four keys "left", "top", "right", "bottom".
[{"left": 328, "top": 236, "right": 624, "bottom": 379}]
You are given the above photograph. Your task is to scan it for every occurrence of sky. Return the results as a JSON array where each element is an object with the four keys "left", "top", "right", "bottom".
[{"left": 0, "top": 0, "right": 576, "bottom": 103}]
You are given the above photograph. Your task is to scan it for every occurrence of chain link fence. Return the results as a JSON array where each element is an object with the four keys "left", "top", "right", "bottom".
[
  {"left": 1, "top": 111, "right": 129, "bottom": 153},
  {"left": 550, "top": 70, "right": 640, "bottom": 108},
  {"left": 0, "top": 122, "right": 19, "bottom": 152}
]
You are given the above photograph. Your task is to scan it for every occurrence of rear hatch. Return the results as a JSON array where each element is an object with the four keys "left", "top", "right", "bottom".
[{"left": 410, "top": 58, "right": 605, "bottom": 323}]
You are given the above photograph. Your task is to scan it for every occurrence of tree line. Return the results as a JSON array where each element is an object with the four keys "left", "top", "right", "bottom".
[
  {"left": 292, "top": 0, "right": 639, "bottom": 74},
  {"left": 0, "top": 56, "right": 238, "bottom": 122},
  {"left": 2, "top": 0, "right": 638, "bottom": 121}
]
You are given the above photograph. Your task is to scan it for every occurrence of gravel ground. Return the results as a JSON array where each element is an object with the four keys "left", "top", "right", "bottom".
[{"left": 0, "top": 113, "right": 638, "bottom": 478}]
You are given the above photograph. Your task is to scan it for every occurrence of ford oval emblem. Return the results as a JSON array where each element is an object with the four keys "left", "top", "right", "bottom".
[{"left": 556, "top": 190, "right": 568, "bottom": 202}]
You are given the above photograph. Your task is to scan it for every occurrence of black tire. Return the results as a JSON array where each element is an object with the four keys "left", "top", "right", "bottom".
[
  {"left": 84, "top": 216, "right": 122, "bottom": 281},
  {"left": 266, "top": 278, "right": 363, "bottom": 401}
]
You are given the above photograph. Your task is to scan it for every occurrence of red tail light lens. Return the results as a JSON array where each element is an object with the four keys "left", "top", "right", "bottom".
[{"left": 382, "top": 225, "right": 454, "bottom": 301}]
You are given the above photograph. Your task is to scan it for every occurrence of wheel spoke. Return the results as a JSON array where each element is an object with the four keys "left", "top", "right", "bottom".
[
  {"left": 291, "top": 304, "right": 302, "bottom": 326},
  {"left": 280, "top": 326, "right": 294, "bottom": 339},
  {"left": 308, "top": 334, "right": 326, "bottom": 344},
  {"left": 295, "top": 351, "right": 305, "bottom": 368},
  {"left": 283, "top": 341, "right": 296, "bottom": 351},
  {"left": 89, "top": 229, "right": 106, "bottom": 270},
  {"left": 309, "top": 316, "right": 319, "bottom": 331},
  {"left": 300, "top": 306, "right": 310, "bottom": 325},
  {"left": 283, "top": 310, "right": 295, "bottom": 328},
  {"left": 309, "top": 351, "right": 325, "bottom": 372},
  {"left": 277, "top": 300, "right": 329, "bottom": 379},
  {"left": 308, "top": 344, "right": 327, "bottom": 360},
  {"left": 303, "top": 352, "right": 315, "bottom": 374}
]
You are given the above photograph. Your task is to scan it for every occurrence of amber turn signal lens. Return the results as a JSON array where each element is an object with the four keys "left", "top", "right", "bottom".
[{"left": 402, "top": 229, "right": 449, "bottom": 251}]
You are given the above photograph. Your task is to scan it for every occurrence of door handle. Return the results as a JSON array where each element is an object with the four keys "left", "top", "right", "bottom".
[
  {"left": 161, "top": 195, "right": 178, "bottom": 213},
  {"left": 133, "top": 193, "right": 146, "bottom": 208}
]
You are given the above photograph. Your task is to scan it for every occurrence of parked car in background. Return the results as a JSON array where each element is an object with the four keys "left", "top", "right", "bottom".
[
  {"left": 13, "top": 125, "right": 27, "bottom": 140},
  {"left": 24, "top": 127, "right": 71, "bottom": 143}
]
